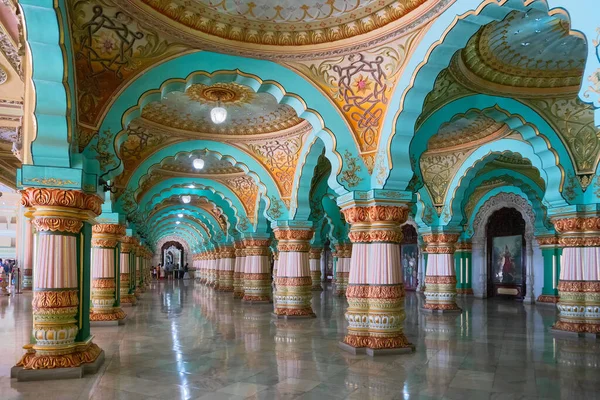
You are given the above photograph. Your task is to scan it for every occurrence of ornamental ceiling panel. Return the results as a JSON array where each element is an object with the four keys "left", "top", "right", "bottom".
[
  {"left": 212, "top": 175, "right": 259, "bottom": 224},
  {"left": 140, "top": 83, "right": 303, "bottom": 135},
  {"left": 286, "top": 28, "right": 423, "bottom": 171},
  {"left": 148, "top": 194, "right": 229, "bottom": 234},
  {"left": 134, "top": 0, "right": 428, "bottom": 49},
  {"left": 67, "top": 0, "right": 191, "bottom": 135},
  {"left": 457, "top": 9, "right": 585, "bottom": 95}
]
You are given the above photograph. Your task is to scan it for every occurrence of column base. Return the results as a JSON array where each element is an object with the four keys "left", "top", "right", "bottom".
[
  {"left": 90, "top": 308, "right": 126, "bottom": 324},
  {"left": 421, "top": 305, "right": 462, "bottom": 314},
  {"left": 233, "top": 291, "right": 244, "bottom": 299},
  {"left": 121, "top": 295, "right": 137, "bottom": 306},
  {"left": 537, "top": 294, "right": 560, "bottom": 304},
  {"left": 338, "top": 337, "right": 414, "bottom": 357},
  {"left": 243, "top": 295, "right": 272, "bottom": 303},
  {"left": 551, "top": 321, "right": 600, "bottom": 337},
  {"left": 271, "top": 312, "right": 316, "bottom": 319},
  {"left": 12, "top": 350, "right": 105, "bottom": 381}
]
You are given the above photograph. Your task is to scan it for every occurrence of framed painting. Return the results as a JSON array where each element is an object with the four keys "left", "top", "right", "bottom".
[
  {"left": 491, "top": 235, "right": 523, "bottom": 285},
  {"left": 401, "top": 244, "right": 419, "bottom": 290}
]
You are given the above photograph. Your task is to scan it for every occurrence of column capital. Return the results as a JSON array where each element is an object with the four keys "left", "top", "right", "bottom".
[
  {"left": 422, "top": 233, "right": 460, "bottom": 254},
  {"left": 551, "top": 215, "right": 600, "bottom": 247},
  {"left": 274, "top": 228, "right": 313, "bottom": 252},
  {"left": 91, "top": 224, "right": 126, "bottom": 249},
  {"left": 309, "top": 247, "right": 323, "bottom": 259}
]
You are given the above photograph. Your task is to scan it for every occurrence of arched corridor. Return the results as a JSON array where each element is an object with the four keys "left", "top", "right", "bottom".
[{"left": 0, "top": 0, "right": 599, "bottom": 396}]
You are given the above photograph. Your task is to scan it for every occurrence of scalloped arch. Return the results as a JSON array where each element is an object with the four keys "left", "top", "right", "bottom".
[{"left": 374, "top": 0, "right": 594, "bottom": 190}]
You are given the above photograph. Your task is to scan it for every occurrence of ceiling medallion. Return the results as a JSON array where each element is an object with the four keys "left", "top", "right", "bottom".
[{"left": 186, "top": 83, "right": 255, "bottom": 106}]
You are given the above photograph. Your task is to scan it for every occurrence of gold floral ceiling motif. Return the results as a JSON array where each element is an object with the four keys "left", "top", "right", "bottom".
[
  {"left": 140, "top": 82, "right": 303, "bottom": 135},
  {"left": 457, "top": 10, "right": 585, "bottom": 95},
  {"left": 287, "top": 28, "right": 423, "bottom": 171},
  {"left": 68, "top": 0, "right": 190, "bottom": 134},
  {"left": 135, "top": 0, "right": 427, "bottom": 48},
  {"left": 212, "top": 175, "right": 259, "bottom": 224}
]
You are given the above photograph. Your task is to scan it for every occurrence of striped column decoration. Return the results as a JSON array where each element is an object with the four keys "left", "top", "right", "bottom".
[
  {"left": 243, "top": 238, "right": 272, "bottom": 303},
  {"left": 274, "top": 228, "right": 315, "bottom": 318},
  {"left": 340, "top": 205, "right": 413, "bottom": 355},
  {"left": 14, "top": 188, "right": 104, "bottom": 372},
  {"left": 119, "top": 238, "right": 136, "bottom": 306},
  {"left": 218, "top": 246, "right": 235, "bottom": 292},
  {"left": 22, "top": 218, "right": 34, "bottom": 290},
  {"left": 335, "top": 243, "right": 352, "bottom": 296},
  {"left": 309, "top": 247, "right": 323, "bottom": 291},
  {"left": 199, "top": 252, "right": 207, "bottom": 284},
  {"left": 423, "top": 233, "right": 461, "bottom": 312},
  {"left": 90, "top": 224, "right": 126, "bottom": 323},
  {"left": 233, "top": 242, "right": 245, "bottom": 298},
  {"left": 214, "top": 248, "right": 222, "bottom": 290},
  {"left": 208, "top": 250, "right": 217, "bottom": 288},
  {"left": 552, "top": 217, "right": 600, "bottom": 334}
]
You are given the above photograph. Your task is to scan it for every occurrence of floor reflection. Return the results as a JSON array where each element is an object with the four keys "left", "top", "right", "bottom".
[{"left": 0, "top": 282, "right": 598, "bottom": 399}]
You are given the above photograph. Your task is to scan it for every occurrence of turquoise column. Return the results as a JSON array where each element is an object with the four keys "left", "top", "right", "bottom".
[
  {"left": 537, "top": 236, "right": 561, "bottom": 304},
  {"left": 454, "top": 243, "right": 473, "bottom": 295}
]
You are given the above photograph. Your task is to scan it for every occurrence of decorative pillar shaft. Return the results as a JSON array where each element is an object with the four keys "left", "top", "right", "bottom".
[
  {"left": 309, "top": 247, "right": 323, "bottom": 291},
  {"left": 22, "top": 218, "right": 34, "bottom": 290},
  {"left": 233, "top": 243, "right": 245, "bottom": 298},
  {"left": 90, "top": 224, "right": 126, "bottom": 322},
  {"left": 537, "top": 236, "right": 561, "bottom": 304},
  {"left": 552, "top": 217, "right": 600, "bottom": 334},
  {"left": 119, "top": 238, "right": 136, "bottom": 306},
  {"left": 423, "top": 233, "right": 462, "bottom": 312},
  {"left": 213, "top": 249, "right": 222, "bottom": 290},
  {"left": 335, "top": 243, "right": 351, "bottom": 296},
  {"left": 274, "top": 228, "right": 315, "bottom": 317},
  {"left": 15, "top": 188, "right": 103, "bottom": 371},
  {"left": 218, "top": 246, "right": 235, "bottom": 292},
  {"left": 340, "top": 205, "right": 412, "bottom": 354},
  {"left": 243, "top": 238, "right": 272, "bottom": 302}
]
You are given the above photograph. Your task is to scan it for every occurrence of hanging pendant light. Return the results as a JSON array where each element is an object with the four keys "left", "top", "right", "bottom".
[
  {"left": 181, "top": 195, "right": 191, "bottom": 204},
  {"left": 177, "top": 213, "right": 184, "bottom": 218},
  {"left": 210, "top": 94, "right": 227, "bottom": 124},
  {"left": 176, "top": 221, "right": 181, "bottom": 225}
]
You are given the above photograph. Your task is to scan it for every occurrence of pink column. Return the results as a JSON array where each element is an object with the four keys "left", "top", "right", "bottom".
[
  {"left": 119, "top": 238, "right": 136, "bottom": 306},
  {"left": 423, "top": 233, "right": 461, "bottom": 312},
  {"left": 309, "top": 247, "right": 323, "bottom": 291},
  {"left": 243, "top": 238, "right": 272, "bottom": 303},
  {"left": 233, "top": 242, "right": 245, "bottom": 298},
  {"left": 274, "top": 228, "right": 315, "bottom": 318},
  {"left": 340, "top": 205, "right": 413, "bottom": 355},
  {"left": 218, "top": 246, "right": 235, "bottom": 292},
  {"left": 21, "top": 218, "right": 34, "bottom": 290}
]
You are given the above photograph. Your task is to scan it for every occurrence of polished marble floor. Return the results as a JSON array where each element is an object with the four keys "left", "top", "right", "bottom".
[{"left": 1, "top": 282, "right": 599, "bottom": 400}]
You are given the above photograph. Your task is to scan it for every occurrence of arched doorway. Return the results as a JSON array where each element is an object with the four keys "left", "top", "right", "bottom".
[
  {"left": 161, "top": 241, "right": 184, "bottom": 268},
  {"left": 486, "top": 208, "right": 526, "bottom": 300}
]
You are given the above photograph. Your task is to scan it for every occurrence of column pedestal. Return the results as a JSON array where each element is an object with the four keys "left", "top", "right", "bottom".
[
  {"left": 12, "top": 188, "right": 104, "bottom": 381},
  {"left": 550, "top": 217, "right": 600, "bottom": 336},
  {"left": 422, "top": 234, "right": 462, "bottom": 313},
  {"left": 274, "top": 228, "right": 315, "bottom": 318},
  {"left": 243, "top": 239, "right": 272, "bottom": 303},
  {"left": 309, "top": 248, "right": 323, "bottom": 291},
  {"left": 338, "top": 204, "right": 413, "bottom": 356},
  {"left": 90, "top": 224, "right": 127, "bottom": 325}
]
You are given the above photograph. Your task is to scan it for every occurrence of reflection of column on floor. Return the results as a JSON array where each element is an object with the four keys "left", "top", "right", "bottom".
[
  {"left": 552, "top": 216, "right": 600, "bottom": 334},
  {"left": 274, "top": 227, "right": 315, "bottom": 318},
  {"left": 90, "top": 224, "right": 127, "bottom": 323},
  {"left": 309, "top": 247, "right": 323, "bottom": 291},
  {"left": 199, "top": 251, "right": 208, "bottom": 284},
  {"left": 340, "top": 204, "right": 413, "bottom": 354},
  {"left": 15, "top": 188, "right": 104, "bottom": 372},
  {"left": 536, "top": 235, "right": 561, "bottom": 304},
  {"left": 555, "top": 337, "right": 600, "bottom": 369},
  {"left": 455, "top": 241, "right": 473, "bottom": 295},
  {"left": 218, "top": 246, "right": 235, "bottom": 292},
  {"left": 120, "top": 237, "right": 137, "bottom": 306},
  {"left": 207, "top": 249, "right": 217, "bottom": 287},
  {"left": 242, "top": 238, "right": 272, "bottom": 303},
  {"left": 274, "top": 320, "right": 308, "bottom": 377},
  {"left": 423, "top": 233, "right": 462, "bottom": 312},
  {"left": 233, "top": 241, "right": 245, "bottom": 298}
]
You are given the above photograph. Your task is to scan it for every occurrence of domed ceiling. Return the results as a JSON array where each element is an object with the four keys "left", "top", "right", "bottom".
[
  {"left": 133, "top": 0, "right": 429, "bottom": 50},
  {"left": 455, "top": 9, "right": 586, "bottom": 95},
  {"left": 140, "top": 82, "right": 303, "bottom": 135}
]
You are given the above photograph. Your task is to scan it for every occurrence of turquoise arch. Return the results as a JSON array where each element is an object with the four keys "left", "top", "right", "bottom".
[
  {"left": 449, "top": 168, "right": 548, "bottom": 228},
  {"left": 374, "top": 0, "right": 597, "bottom": 190},
  {"left": 140, "top": 186, "right": 239, "bottom": 235},
  {"left": 415, "top": 102, "right": 576, "bottom": 208},
  {"left": 443, "top": 139, "right": 571, "bottom": 219},
  {"left": 136, "top": 179, "right": 245, "bottom": 230},
  {"left": 155, "top": 234, "right": 196, "bottom": 253},
  {"left": 322, "top": 193, "right": 349, "bottom": 246},
  {"left": 152, "top": 219, "right": 208, "bottom": 246},
  {"left": 153, "top": 225, "right": 202, "bottom": 249},
  {"left": 151, "top": 209, "right": 223, "bottom": 242},
  {"left": 154, "top": 231, "right": 203, "bottom": 251},
  {"left": 465, "top": 186, "right": 552, "bottom": 239},
  {"left": 293, "top": 138, "right": 325, "bottom": 220},
  {"left": 414, "top": 187, "right": 440, "bottom": 228},
  {"left": 411, "top": 96, "right": 576, "bottom": 201},
  {"left": 152, "top": 214, "right": 216, "bottom": 244},
  {"left": 91, "top": 54, "right": 368, "bottom": 199},
  {"left": 121, "top": 142, "right": 273, "bottom": 219}
]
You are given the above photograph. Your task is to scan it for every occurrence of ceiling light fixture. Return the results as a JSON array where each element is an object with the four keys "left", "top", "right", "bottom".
[
  {"left": 177, "top": 213, "right": 184, "bottom": 218},
  {"left": 193, "top": 158, "right": 205, "bottom": 170},
  {"left": 176, "top": 221, "right": 181, "bottom": 225},
  {"left": 188, "top": 184, "right": 196, "bottom": 189},
  {"left": 181, "top": 195, "right": 191, "bottom": 204},
  {"left": 210, "top": 93, "right": 227, "bottom": 124}
]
